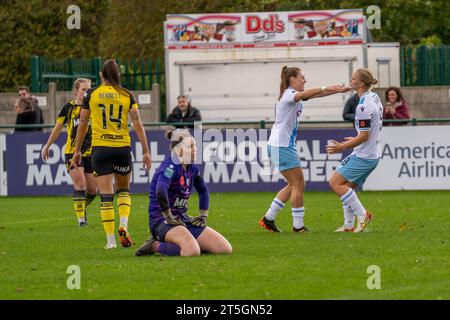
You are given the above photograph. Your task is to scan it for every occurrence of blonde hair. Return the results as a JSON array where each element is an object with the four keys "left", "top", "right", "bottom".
[
  {"left": 72, "top": 78, "right": 91, "bottom": 96},
  {"left": 355, "top": 68, "right": 378, "bottom": 87}
]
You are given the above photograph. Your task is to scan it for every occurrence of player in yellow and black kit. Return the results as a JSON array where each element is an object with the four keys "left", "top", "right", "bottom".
[
  {"left": 72, "top": 59, "right": 152, "bottom": 249},
  {"left": 41, "top": 78, "right": 97, "bottom": 227}
]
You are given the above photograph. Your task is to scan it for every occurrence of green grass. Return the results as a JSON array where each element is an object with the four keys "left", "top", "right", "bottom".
[{"left": 1, "top": 191, "right": 449, "bottom": 300}]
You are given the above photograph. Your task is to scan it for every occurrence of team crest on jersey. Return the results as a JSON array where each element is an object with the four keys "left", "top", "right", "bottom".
[
  {"left": 180, "top": 176, "right": 185, "bottom": 186},
  {"left": 360, "top": 106, "right": 365, "bottom": 112},
  {"left": 164, "top": 167, "right": 174, "bottom": 179}
]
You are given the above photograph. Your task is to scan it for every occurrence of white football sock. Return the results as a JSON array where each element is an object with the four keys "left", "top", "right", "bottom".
[
  {"left": 292, "top": 207, "right": 305, "bottom": 229},
  {"left": 265, "top": 198, "right": 285, "bottom": 221},
  {"left": 340, "top": 189, "right": 366, "bottom": 224},
  {"left": 120, "top": 217, "right": 128, "bottom": 228},
  {"left": 343, "top": 204, "right": 355, "bottom": 228},
  {"left": 107, "top": 234, "right": 116, "bottom": 244}
]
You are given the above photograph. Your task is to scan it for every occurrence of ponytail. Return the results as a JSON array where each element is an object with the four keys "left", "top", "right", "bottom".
[
  {"left": 355, "top": 68, "right": 378, "bottom": 88},
  {"left": 279, "top": 66, "right": 288, "bottom": 100},
  {"left": 278, "top": 66, "right": 301, "bottom": 100},
  {"left": 101, "top": 59, "right": 135, "bottom": 99}
]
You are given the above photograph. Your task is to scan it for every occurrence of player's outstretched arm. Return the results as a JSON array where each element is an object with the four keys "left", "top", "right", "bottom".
[
  {"left": 293, "top": 87, "right": 324, "bottom": 101},
  {"left": 301, "top": 85, "right": 353, "bottom": 101},
  {"left": 326, "top": 131, "right": 370, "bottom": 154},
  {"left": 41, "top": 122, "right": 63, "bottom": 161},
  {"left": 130, "top": 108, "right": 152, "bottom": 171},
  {"left": 311, "top": 85, "right": 353, "bottom": 99}
]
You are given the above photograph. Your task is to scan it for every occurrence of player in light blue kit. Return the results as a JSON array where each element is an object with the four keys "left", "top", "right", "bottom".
[
  {"left": 259, "top": 66, "right": 351, "bottom": 233},
  {"left": 326, "top": 68, "right": 383, "bottom": 233}
]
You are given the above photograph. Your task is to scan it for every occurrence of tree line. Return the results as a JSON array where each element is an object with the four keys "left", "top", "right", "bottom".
[{"left": 1, "top": 0, "right": 448, "bottom": 91}]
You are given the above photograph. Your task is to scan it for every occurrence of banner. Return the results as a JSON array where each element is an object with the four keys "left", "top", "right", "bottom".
[
  {"left": 5, "top": 129, "right": 353, "bottom": 196},
  {"left": 364, "top": 126, "right": 450, "bottom": 190},
  {"left": 165, "top": 9, "right": 365, "bottom": 49},
  {"left": 6, "top": 126, "right": 449, "bottom": 196}
]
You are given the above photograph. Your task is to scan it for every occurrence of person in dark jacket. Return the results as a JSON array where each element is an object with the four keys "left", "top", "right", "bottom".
[
  {"left": 166, "top": 95, "right": 202, "bottom": 128},
  {"left": 16, "top": 85, "right": 44, "bottom": 131},
  {"left": 14, "top": 97, "right": 40, "bottom": 132},
  {"left": 342, "top": 93, "right": 359, "bottom": 122}
]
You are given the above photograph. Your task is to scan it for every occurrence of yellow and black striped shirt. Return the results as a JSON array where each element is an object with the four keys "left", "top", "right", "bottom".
[
  {"left": 57, "top": 100, "right": 92, "bottom": 156},
  {"left": 82, "top": 85, "right": 138, "bottom": 148}
]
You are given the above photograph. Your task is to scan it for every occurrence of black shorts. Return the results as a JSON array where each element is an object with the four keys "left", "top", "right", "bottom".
[
  {"left": 65, "top": 154, "right": 93, "bottom": 174},
  {"left": 91, "top": 146, "right": 132, "bottom": 177}
]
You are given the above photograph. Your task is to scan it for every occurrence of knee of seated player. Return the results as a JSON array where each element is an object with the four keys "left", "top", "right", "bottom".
[
  {"left": 218, "top": 242, "right": 232, "bottom": 255},
  {"left": 207, "top": 239, "right": 233, "bottom": 255},
  {"left": 179, "top": 240, "right": 201, "bottom": 257}
]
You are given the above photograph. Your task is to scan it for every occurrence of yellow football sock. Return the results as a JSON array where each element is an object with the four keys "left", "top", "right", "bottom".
[
  {"left": 100, "top": 194, "right": 115, "bottom": 236},
  {"left": 117, "top": 189, "right": 131, "bottom": 227},
  {"left": 73, "top": 190, "right": 86, "bottom": 221}
]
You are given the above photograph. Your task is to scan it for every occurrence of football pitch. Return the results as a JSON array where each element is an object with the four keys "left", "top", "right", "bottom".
[{"left": 1, "top": 191, "right": 449, "bottom": 300}]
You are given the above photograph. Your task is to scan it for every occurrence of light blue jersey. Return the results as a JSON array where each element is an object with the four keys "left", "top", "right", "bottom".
[
  {"left": 353, "top": 91, "right": 383, "bottom": 159},
  {"left": 337, "top": 90, "right": 383, "bottom": 186},
  {"left": 268, "top": 87, "right": 304, "bottom": 148}
]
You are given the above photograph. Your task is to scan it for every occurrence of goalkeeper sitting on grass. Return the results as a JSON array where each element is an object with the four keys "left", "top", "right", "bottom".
[{"left": 135, "top": 129, "right": 232, "bottom": 257}]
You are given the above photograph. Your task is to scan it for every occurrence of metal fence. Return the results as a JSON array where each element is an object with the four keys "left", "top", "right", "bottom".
[
  {"left": 32, "top": 45, "right": 450, "bottom": 94},
  {"left": 31, "top": 56, "right": 165, "bottom": 93},
  {"left": 401, "top": 45, "right": 450, "bottom": 86},
  {"left": 2, "top": 118, "right": 450, "bottom": 132}
]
